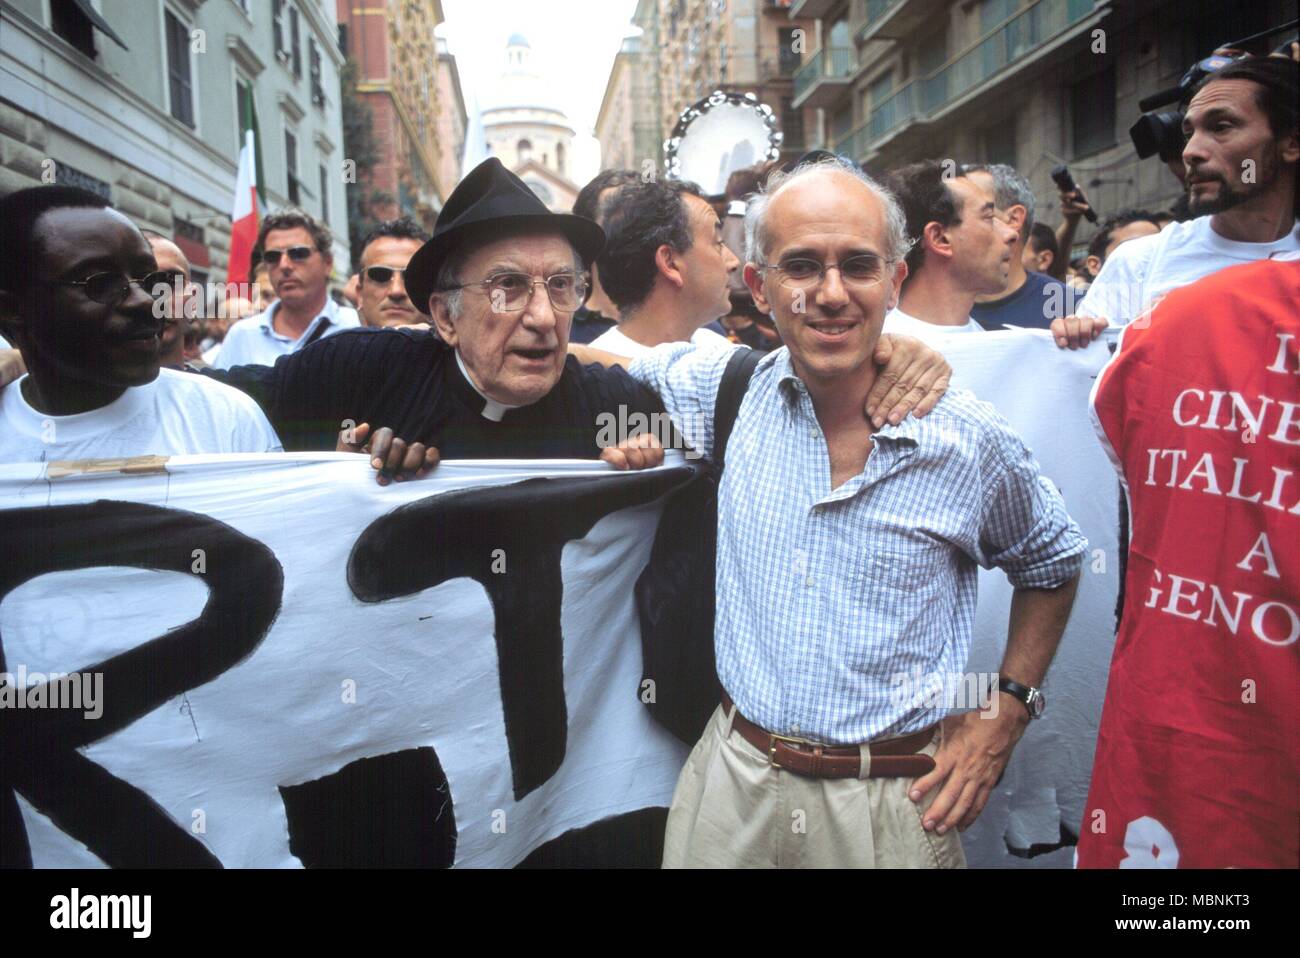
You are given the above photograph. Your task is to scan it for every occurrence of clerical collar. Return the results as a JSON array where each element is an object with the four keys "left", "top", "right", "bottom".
[{"left": 453, "top": 350, "right": 520, "bottom": 422}]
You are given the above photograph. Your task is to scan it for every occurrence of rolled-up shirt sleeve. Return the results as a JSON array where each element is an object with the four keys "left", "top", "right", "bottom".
[
  {"left": 976, "top": 426, "right": 1088, "bottom": 589},
  {"left": 627, "top": 340, "right": 740, "bottom": 460}
]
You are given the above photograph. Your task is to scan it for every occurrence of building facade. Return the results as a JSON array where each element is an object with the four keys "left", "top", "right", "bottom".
[
  {"left": 0, "top": 0, "right": 350, "bottom": 285},
  {"left": 638, "top": 0, "right": 821, "bottom": 165},
  {"left": 336, "top": 0, "right": 465, "bottom": 231},
  {"left": 481, "top": 34, "right": 579, "bottom": 212},
  {"left": 434, "top": 35, "right": 466, "bottom": 199},
  {"left": 791, "top": 0, "right": 1295, "bottom": 258}
]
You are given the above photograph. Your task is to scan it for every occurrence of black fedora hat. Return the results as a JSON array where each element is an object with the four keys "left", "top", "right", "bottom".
[{"left": 405, "top": 157, "right": 606, "bottom": 314}]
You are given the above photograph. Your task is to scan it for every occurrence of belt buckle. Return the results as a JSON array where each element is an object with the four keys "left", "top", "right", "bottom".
[{"left": 766, "top": 731, "right": 809, "bottom": 769}]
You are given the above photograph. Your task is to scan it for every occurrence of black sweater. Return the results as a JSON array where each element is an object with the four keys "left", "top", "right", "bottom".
[{"left": 203, "top": 327, "right": 665, "bottom": 457}]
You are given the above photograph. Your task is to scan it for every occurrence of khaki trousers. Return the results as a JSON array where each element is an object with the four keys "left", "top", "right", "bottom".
[{"left": 662, "top": 703, "right": 966, "bottom": 868}]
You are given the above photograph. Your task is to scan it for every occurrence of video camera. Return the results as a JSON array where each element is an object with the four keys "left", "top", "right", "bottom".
[{"left": 1128, "top": 22, "right": 1297, "bottom": 163}]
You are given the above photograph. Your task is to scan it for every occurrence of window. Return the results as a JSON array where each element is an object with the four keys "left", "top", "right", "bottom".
[
  {"left": 310, "top": 39, "right": 324, "bottom": 107},
  {"left": 1072, "top": 66, "right": 1116, "bottom": 157},
  {"left": 829, "top": 18, "right": 850, "bottom": 48},
  {"left": 917, "top": 29, "right": 947, "bottom": 112},
  {"left": 273, "top": 0, "right": 286, "bottom": 60},
  {"left": 984, "top": 119, "right": 1016, "bottom": 165},
  {"left": 778, "top": 28, "right": 801, "bottom": 75},
  {"left": 980, "top": 0, "right": 1018, "bottom": 33},
  {"left": 781, "top": 96, "right": 804, "bottom": 149},
  {"left": 525, "top": 178, "right": 553, "bottom": 207},
  {"left": 556, "top": 142, "right": 565, "bottom": 177},
  {"left": 51, "top": 0, "right": 96, "bottom": 58},
  {"left": 236, "top": 78, "right": 254, "bottom": 134},
  {"left": 869, "top": 71, "right": 893, "bottom": 108},
  {"left": 165, "top": 9, "right": 195, "bottom": 128},
  {"left": 285, "top": 128, "right": 299, "bottom": 204},
  {"left": 517, "top": 139, "right": 532, "bottom": 162},
  {"left": 289, "top": 5, "right": 302, "bottom": 78},
  {"left": 337, "top": 22, "right": 348, "bottom": 56},
  {"left": 831, "top": 105, "right": 852, "bottom": 142},
  {"left": 319, "top": 164, "right": 329, "bottom": 223}
]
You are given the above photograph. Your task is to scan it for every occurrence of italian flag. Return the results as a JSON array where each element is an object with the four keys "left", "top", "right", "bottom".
[{"left": 227, "top": 128, "right": 259, "bottom": 290}]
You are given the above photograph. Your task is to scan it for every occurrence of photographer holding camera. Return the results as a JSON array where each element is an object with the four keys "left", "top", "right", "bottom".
[{"left": 1053, "top": 55, "right": 1298, "bottom": 349}]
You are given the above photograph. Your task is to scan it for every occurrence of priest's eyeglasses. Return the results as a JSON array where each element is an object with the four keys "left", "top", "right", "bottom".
[
  {"left": 442, "top": 271, "right": 589, "bottom": 312},
  {"left": 757, "top": 254, "right": 892, "bottom": 291}
]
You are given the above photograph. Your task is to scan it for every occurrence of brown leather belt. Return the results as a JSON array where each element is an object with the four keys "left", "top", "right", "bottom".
[{"left": 721, "top": 692, "right": 937, "bottom": 780}]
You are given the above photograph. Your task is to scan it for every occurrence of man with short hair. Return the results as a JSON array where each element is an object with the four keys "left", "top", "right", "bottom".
[
  {"left": 141, "top": 230, "right": 195, "bottom": 369},
  {"left": 0, "top": 186, "right": 281, "bottom": 460},
  {"left": 1082, "top": 209, "right": 1161, "bottom": 280},
  {"left": 354, "top": 217, "right": 430, "bottom": 329},
  {"left": 880, "top": 160, "right": 1019, "bottom": 341},
  {"left": 215, "top": 208, "right": 359, "bottom": 368},
  {"left": 597, "top": 157, "right": 1085, "bottom": 868},
  {"left": 1023, "top": 222, "right": 1059, "bottom": 275},
  {"left": 587, "top": 179, "right": 738, "bottom": 357},
  {"left": 962, "top": 163, "right": 1072, "bottom": 331},
  {"left": 568, "top": 169, "right": 639, "bottom": 343},
  {"left": 1054, "top": 56, "right": 1299, "bottom": 348}
]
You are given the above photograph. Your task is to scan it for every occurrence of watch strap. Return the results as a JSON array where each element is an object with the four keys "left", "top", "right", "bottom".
[{"left": 997, "top": 678, "right": 1041, "bottom": 718}]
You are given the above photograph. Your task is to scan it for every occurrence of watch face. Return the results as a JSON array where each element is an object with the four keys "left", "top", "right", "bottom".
[{"left": 1029, "top": 690, "right": 1046, "bottom": 718}]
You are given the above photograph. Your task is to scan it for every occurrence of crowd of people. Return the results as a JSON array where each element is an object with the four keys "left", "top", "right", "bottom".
[{"left": 0, "top": 51, "right": 1294, "bottom": 868}]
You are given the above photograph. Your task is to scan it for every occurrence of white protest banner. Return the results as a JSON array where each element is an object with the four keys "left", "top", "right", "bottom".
[
  {"left": 0, "top": 454, "right": 693, "bottom": 868},
  {"left": 937, "top": 329, "right": 1119, "bottom": 868}
]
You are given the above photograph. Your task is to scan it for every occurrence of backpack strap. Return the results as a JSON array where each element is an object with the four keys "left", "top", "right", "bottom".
[
  {"left": 712, "top": 347, "right": 762, "bottom": 471},
  {"left": 300, "top": 317, "right": 333, "bottom": 350}
]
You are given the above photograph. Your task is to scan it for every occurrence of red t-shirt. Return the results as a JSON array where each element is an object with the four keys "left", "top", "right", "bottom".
[{"left": 1080, "top": 256, "right": 1299, "bottom": 868}]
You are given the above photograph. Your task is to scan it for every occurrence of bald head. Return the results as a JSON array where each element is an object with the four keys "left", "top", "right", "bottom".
[
  {"left": 145, "top": 234, "right": 191, "bottom": 366},
  {"left": 745, "top": 158, "right": 911, "bottom": 267}
]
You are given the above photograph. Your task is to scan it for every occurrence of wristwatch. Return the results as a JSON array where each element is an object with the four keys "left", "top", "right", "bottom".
[{"left": 997, "top": 678, "right": 1045, "bottom": 720}]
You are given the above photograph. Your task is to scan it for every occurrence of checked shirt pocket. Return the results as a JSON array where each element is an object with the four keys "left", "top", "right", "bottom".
[{"left": 861, "top": 544, "right": 950, "bottom": 594}]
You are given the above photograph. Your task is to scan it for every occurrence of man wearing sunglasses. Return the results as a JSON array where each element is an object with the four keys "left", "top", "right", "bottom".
[
  {"left": 214, "top": 209, "right": 358, "bottom": 369},
  {"left": 0, "top": 186, "right": 281, "bottom": 461},
  {"left": 142, "top": 230, "right": 196, "bottom": 369},
  {"left": 355, "top": 217, "right": 430, "bottom": 329}
]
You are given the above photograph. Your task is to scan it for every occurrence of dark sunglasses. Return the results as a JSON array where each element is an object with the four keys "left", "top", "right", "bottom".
[
  {"left": 51, "top": 270, "right": 175, "bottom": 306},
  {"left": 363, "top": 265, "right": 408, "bottom": 285},
  {"left": 262, "top": 246, "right": 317, "bottom": 267}
]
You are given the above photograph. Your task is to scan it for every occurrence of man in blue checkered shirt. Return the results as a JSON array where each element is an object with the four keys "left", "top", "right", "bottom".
[{"left": 593, "top": 157, "right": 1086, "bottom": 867}]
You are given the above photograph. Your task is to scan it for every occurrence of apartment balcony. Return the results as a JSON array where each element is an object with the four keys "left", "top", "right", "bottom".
[
  {"left": 791, "top": 47, "right": 856, "bottom": 109},
  {"left": 854, "top": 0, "right": 946, "bottom": 45},
  {"left": 789, "top": 0, "right": 840, "bottom": 18},
  {"left": 838, "top": 0, "right": 1104, "bottom": 162},
  {"left": 759, "top": 45, "right": 806, "bottom": 81}
]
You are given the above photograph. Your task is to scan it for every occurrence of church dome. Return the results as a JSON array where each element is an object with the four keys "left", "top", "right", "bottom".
[{"left": 481, "top": 34, "right": 572, "bottom": 128}]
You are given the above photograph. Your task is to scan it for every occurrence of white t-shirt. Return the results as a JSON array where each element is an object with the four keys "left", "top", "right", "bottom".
[
  {"left": 882, "top": 308, "right": 983, "bottom": 343},
  {"left": 588, "top": 325, "right": 730, "bottom": 358},
  {"left": 1078, "top": 216, "right": 1300, "bottom": 326},
  {"left": 0, "top": 368, "right": 283, "bottom": 462}
]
